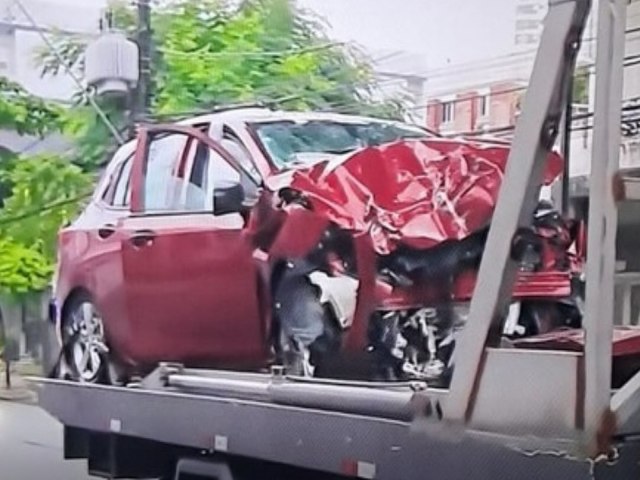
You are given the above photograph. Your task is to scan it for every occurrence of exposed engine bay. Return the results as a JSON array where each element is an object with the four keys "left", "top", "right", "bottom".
[
  {"left": 261, "top": 138, "right": 595, "bottom": 387},
  {"left": 271, "top": 200, "right": 584, "bottom": 386}
]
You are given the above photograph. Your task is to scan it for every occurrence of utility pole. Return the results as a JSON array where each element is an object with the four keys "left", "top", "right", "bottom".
[{"left": 135, "top": 0, "right": 152, "bottom": 120}]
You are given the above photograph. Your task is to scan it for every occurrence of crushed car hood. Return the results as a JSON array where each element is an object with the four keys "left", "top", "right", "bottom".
[{"left": 278, "top": 139, "right": 564, "bottom": 255}]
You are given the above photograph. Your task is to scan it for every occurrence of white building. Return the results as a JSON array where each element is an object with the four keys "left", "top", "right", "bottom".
[
  {"left": 570, "top": 0, "right": 640, "bottom": 190},
  {"left": 419, "top": 0, "right": 599, "bottom": 185},
  {"left": 514, "top": 0, "right": 548, "bottom": 51},
  {"left": 369, "top": 50, "right": 428, "bottom": 122}
]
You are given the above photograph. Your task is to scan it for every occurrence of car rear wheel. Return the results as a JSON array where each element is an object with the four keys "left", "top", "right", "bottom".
[{"left": 60, "top": 295, "right": 127, "bottom": 385}]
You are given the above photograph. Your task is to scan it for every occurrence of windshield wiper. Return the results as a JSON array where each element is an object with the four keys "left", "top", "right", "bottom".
[{"left": 324, "top": 147, "right": 357, "bottom": 155}]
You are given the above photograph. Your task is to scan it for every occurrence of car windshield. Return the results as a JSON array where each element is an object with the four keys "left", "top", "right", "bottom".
[{"left": 251, "top": 119, "right": 432, "bottom": 168}]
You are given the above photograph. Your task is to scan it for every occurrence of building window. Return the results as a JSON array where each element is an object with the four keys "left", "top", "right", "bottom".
[
  {"left": 516, "top": 4, "right": 544, "bottom": 15},
  {"left": 441, "top": 101, "right": 455, "bottom": 124},
  {"left": 478, "top": 94, "right": 490, "bottom": 117},
  {"left": 516, "top": 19, "right": 542, "bottom": 31},
  {"left": 515, "top": 33, "right": 540, "bottom": 45}
]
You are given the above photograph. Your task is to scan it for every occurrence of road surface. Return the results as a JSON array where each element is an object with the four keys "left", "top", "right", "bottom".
[{"left": 0, "top": 400, "right": 96, "bottom": 479}]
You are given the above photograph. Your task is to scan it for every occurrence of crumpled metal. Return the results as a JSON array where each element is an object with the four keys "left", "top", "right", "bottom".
[
  {"left": 288, "top": 139, "right": 564, "bottom": 255},
  {"left": 512, "top": 326, "right": 640, "bottom": 356}
]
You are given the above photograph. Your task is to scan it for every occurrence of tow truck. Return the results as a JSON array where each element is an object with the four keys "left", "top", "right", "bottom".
[{"left": 27, "top": 0, "right": 640, "bottom": 478}]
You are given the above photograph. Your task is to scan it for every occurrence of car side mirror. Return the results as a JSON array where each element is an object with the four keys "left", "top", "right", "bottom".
[{"left": 213, "top": 180, "right": 245, "bottom": 215}]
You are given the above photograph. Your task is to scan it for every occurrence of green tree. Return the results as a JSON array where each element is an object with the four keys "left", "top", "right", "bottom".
[
  {"left": 0, "top": 239, "right": 53, "bottom": 297},
  {"left": 151, "top": 0, "right": 386, "bottom": 114},
  {"left": 0, "top": 154, "right": 91, "bottom": 262},
  {"left": 0, "top": 76, "right": 67, "bottom": 204},
  {"left": 0, "top": 77, "right": 64, "bottom": 137},
  {"left": 573, "top": 66, "right": 590, "bottom": 105},
  {"left": 0, "top": 76, "right": 91, "bottom": 295}
]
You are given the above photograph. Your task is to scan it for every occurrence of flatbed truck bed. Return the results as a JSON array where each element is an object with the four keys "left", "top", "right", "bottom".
[{"left": 27, "top": 365, "right": 640, "bottom": 480}]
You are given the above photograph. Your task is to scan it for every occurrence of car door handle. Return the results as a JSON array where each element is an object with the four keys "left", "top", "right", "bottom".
[
  {"left": 97, "top": 224, "right": 117, "bottom": 240},
  {"left": 129, "top": 229, "right": 156, "bottom": 248}
]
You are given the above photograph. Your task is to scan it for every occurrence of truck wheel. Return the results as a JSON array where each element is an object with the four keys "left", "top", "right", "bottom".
[{"left": 60, "top": 294, "right": 127, "bottom": 385}]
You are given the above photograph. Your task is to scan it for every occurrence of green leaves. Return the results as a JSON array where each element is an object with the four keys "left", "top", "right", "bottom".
[
  {"left": 573, "top": 66, "right": 589, "bottom": 105},
  {"left": 0, "top": 75, "right": 91, "bottom": 296},
  {"left": 0, "top": 154, "right": 92, "bottom": 263},
  {"left": 60, "top": 101, "right": 127, "bottom": 170},
  {"left": 0, "top": 44, "right": 91, "bottom": 299},
  {"left": 0, "top": 239, "right": 53, "bottom": 297},
  {"left": 0, "top": 77, "right": 64, "bottom": 137},
  {"left": 0, "top": 142, "right": 91, "bottom": 298}
]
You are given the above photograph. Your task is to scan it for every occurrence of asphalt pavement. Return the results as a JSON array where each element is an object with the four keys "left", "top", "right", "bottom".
[{"left": 0, "top": 400, "right": 96, "bottom": 480}]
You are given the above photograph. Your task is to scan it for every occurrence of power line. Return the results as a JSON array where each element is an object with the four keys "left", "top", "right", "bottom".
[
  {"left": 159, "top": 41, "right": 347, "bottom": 58},
  {"left": 8, "top": 0, "right": 640, "bottom": 228}
]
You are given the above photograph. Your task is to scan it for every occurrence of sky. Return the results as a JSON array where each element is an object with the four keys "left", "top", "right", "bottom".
[
  {"left": 75, "top": 0, "right": 521, "bottom": 73},
  {"left": 297, "top": 0, "right": 519, "bottom": 72}
]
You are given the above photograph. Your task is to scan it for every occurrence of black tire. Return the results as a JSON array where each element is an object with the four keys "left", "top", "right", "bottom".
[{"left": 60, "top": 293, "right": 127, "bottom": 385}]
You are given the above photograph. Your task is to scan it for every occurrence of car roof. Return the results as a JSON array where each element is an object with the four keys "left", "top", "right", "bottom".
[
  {"left": 108, "top": 107, "right": 432, "bottom": 169},
  {"left": 177, "top": 107, "right": 424, "bottom": 129}
]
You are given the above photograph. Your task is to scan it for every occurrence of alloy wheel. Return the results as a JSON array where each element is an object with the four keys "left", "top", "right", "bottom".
[{"left": 66, "top": 301, "right": 108, "bottom": 382}]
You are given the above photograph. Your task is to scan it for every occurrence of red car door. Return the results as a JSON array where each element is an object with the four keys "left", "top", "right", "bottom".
[{"left": 117, "top": 125, "right": 266, "bottom": 367}]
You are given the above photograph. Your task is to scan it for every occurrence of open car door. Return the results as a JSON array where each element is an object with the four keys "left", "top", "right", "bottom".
[{"left": 114, "top": 124, "right": 267, "bottom": 368}]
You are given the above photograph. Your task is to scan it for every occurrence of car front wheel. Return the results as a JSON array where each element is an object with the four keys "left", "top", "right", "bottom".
[{"left": 60, "top": 295, "right": 126, "bottom": 385}]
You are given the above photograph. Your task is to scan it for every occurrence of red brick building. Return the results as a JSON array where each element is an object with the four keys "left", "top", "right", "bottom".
[{"left": 425, "top": 81, "right": 526, "bottom": 137}]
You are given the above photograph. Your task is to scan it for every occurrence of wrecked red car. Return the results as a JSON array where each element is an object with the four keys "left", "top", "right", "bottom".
[{"left": 51, "top": 107, "right": 594, "bottom": 385}]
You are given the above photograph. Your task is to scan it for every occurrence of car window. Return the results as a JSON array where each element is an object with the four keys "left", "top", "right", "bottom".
[
  {"left": 221, "top": 130, "right": 260, "bottom": 180},
  {"left": 189, "top": 141, "right": 241, "bottom": 211},
  {"left": 183, "top": 140, "right": 212, "bottom": 211},
  {"left": 211, "top": 146, "right": 242, "bottom": 188},
  {"left": 100, "top": 164, "right": 120, "bottom": 205},
  {"left": 142, "top": 132, "right": 240, "bottom": 213},
  {"left": 252, "top": 119, "right": 431, "bottom": 168},
  {"left": 143, "top": 133, "right": 189, "bottom": 212},
  {"left": 112, "top": 155, "right": 134, "bottom": 208}
]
